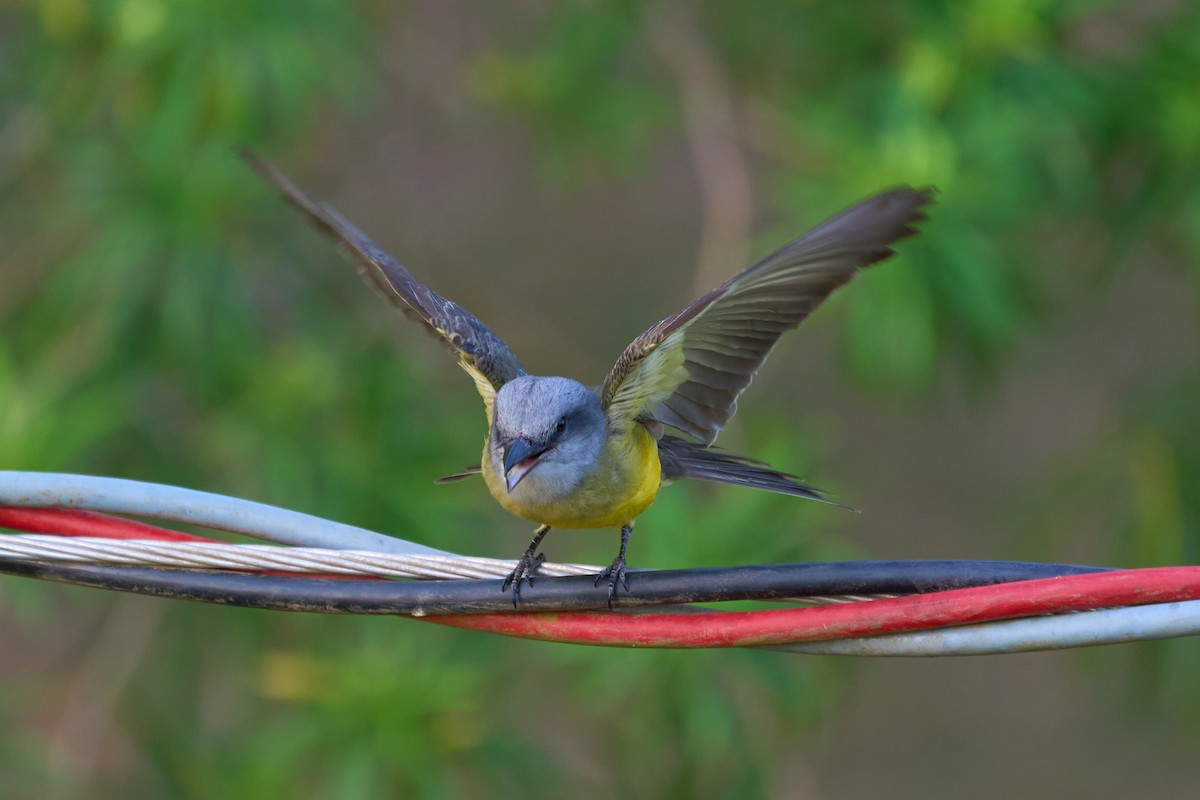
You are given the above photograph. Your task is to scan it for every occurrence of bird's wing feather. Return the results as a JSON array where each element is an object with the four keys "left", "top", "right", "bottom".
[
  {"left": 242, "top": 150, "right": 525, "bottom": 418},
  {"left": 600, "top": 186, "right": 934, "bottom": 442}
]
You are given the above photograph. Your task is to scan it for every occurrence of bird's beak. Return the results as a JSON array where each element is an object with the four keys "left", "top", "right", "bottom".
[{"left": 503, "top": 438, "right": 547, "bottom": 493}]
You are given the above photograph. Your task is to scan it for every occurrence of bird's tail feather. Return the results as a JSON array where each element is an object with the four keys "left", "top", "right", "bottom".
[{"left": 657, "top": 435, "right": 847, "bottom": 508}]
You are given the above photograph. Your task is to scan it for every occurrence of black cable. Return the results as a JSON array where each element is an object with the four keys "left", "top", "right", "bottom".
[{"left": 0, "top": 559, "right": 1110, "bottom": 615}]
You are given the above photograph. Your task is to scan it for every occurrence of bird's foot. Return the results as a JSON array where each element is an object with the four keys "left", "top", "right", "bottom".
[
  {"left": 595, "top": 523, "right": 634, "bottom": 609},
  {"left": 502, "top": 525, "right": 552, "bottom": 606},
  {"left": 595, "top": 554, "right": 629, "bottom": 609},
  {"left": 501, "top": 550, "right": 545, "bottom": 606}
]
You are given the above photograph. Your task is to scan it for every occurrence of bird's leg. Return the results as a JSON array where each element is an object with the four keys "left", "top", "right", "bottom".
[
  {"left": 502, "top": 524, "right": 550, "bottom": 605},
  {"left": 595, "top": 523, "right": 633, "bottom": 608}
]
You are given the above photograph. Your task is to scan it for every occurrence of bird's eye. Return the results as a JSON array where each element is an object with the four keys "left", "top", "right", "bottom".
[{"left": 555, "top": 416, "right": 568, "bottom": 434}]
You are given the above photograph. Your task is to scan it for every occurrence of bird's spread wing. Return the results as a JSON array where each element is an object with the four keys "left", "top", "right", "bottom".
[
  {"left": 242, "top": 150, "right": 525, "bottom": 418},
  {"left": 600, "top": 186, "right": 934, "bottom": 442}
]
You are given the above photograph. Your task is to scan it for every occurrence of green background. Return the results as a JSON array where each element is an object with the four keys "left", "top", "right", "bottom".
[{"left": 3, "top": 1, "right": 1200, "bottom": 796}]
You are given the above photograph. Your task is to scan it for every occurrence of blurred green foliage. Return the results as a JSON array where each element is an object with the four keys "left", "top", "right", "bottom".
[{"left": 2, "top": 0, "right": 1200, "bottom": 797}]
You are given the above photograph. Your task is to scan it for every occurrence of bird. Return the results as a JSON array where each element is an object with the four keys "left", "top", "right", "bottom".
[{"left": 241, "top": 150, "right": 933, "bottom": 604}]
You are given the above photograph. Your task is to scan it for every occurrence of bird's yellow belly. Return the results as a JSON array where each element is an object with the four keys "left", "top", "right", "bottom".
[{"left": 482, "top": 425, "right": 661, "bottom": 529}]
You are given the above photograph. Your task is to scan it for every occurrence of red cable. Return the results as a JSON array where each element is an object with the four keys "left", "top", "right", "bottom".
[
  {"left": 0, "top": 506, "right": 373, "bottom": 581},
  {"left": 425, "top": 567, "right": 1200, "bottom": 647},
  {"left": 0, "top": 507, "right": 213, "bottom": 542},
  {"left": 4, "top": 504, "right": 1198, "bottom": 649}
]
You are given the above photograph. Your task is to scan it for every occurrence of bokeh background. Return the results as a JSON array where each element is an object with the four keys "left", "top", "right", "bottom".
[{"left": 3, "top": 1, "right": 1200, "bottom": 797}]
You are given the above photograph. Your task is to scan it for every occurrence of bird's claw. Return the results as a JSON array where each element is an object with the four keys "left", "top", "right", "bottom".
[
  {"left": 595, "top": 555, "right": 629, "bottom": 609},
  {"left": 502, "top": 550, "right": 546, "bottom": 606}
]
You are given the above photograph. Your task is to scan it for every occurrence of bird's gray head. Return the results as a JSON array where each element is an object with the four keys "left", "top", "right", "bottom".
[{"left": 491, "top": 375, "right": 607, "bottom": 495}]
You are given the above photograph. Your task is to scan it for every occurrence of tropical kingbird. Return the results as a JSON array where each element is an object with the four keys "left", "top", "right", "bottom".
[{"left": 242, "top": 151, "right": 932, "bottom": 602}]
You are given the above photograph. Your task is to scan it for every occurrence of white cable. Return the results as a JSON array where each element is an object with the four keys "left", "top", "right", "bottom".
[
  {"left": 0, "top": 535, "right": 598, "bottom": 580},
  {"left": 776, "top": 599, "right": 1200, "bottom": 656},
  {"left": 0, "top": 535, "right": 889, "bottom": 602}
]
